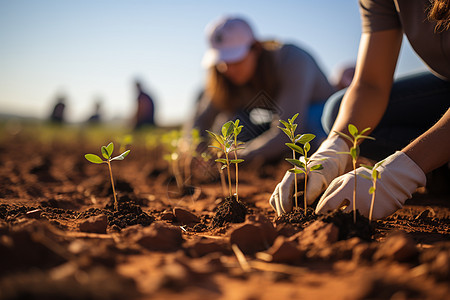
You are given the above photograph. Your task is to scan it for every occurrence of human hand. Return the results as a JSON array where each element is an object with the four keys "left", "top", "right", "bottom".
[
  {"left": 269, "top": 134, "right": 349, "bottom": 216},
  {"left": 315, "top": 151, "right": 427, "bottom": 219}
]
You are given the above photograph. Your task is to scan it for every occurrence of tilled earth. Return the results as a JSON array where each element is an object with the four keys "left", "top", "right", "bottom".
[{"left": 0, "top": 128, "right": 449, "bottom": 300}]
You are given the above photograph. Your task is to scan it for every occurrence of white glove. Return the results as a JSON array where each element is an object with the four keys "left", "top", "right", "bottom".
[
  {"left": 315, "top": 151, "right": 427, "bottom": 220},
  {"left": 269, "top": 134, "right": 349, "bottom": 216}
]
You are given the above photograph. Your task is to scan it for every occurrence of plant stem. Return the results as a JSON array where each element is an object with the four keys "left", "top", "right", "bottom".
[
  {"left": 353, "top": 159, "right": 357, "bottom": 224},
  {"left": 304, "top": 172, "right": 308, "bottom": 212},
  {"left": 107, "top": 160, "right": 118, "bottom": 211},
  {"left": 172, "top": 158, "right": 183, "bottom": 192},
  {"left": 225, "top": 152, "right": 232, "bottom": 198},
  {"left": 369, "top": 180, "right": 376, "bottom": 222},
  {"left": 233, "top": 150, "right": 239, "bottom": 202},
  {"left": 292, "top": 149, "right": 298, "bottom": 209}
]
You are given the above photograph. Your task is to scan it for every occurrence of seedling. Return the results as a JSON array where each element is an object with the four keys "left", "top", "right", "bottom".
[
  {"left": 279, "top": 114, "right": 323, "bottom": 211},
  {"left": 334, "top": 124, "right": 375, "bottom": 223},
  {"left": 162, "top": 130, "right": 184, "bottom": 192},
  {"left": 360, "top": 159, "right": 385, "bottom": 222},
  {"left": 85, "top": 142, "right": 130, "bottom": 211},
  {"left": 206, "top": 120, "right": 244, "bottom": 199},
  {"left": 231, "top": 120, "right": 245, "bottom": 201}
]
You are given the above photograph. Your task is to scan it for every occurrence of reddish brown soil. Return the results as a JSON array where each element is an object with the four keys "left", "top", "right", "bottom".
[{"left": 0, "top": 129, "right": 449, "bottom": 300}]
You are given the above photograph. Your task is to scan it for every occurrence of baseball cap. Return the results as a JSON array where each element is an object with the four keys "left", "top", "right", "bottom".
[{"left": 202, "top": 16, "right": 256, "bottom": 68}]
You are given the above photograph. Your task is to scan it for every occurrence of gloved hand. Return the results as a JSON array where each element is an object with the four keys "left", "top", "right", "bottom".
[
  {"left": 269, "top": 134, "right": 349, "bottom": 216},
  {"left": 315, "top": 151, "right": 427, "bottom": 219}
]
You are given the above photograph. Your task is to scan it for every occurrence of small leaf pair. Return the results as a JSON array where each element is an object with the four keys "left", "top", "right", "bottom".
[
  {"left": 85, "top": 142, "right": 130, "bottom": 164},
  {"left": 85, "top": 142, "right": 130, "bottom": 211}
]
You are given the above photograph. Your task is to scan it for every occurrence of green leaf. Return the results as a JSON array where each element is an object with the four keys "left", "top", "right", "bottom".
[
  {"left": 369, "top": 187, "right": 375, "bottom": 194},
  {"left": 286, "top": 158, "right": 305, "bottom": 169},
  {"left": 290, "top": 113, "right": 299, "bottom": 123},
  {"left": 348, "top": 124, "right": 358, "bottom": 137},
  {"left": 278, "top": 127, "right": 292, "bottom": 139},
  {"left": 310, "top": 164, "right": 323, "bottom": 170},
  {"left": 101, "top": 146, "right": 109, "bottom": 159},
  {"left": 304, "top": 142, "right": 310, "bottom": 153},
  {"left": 358, "top": 135, "right": 375, "bottom": 141},
  {"left": 359, "top": 174, "right": 372, "bottom": 180},
  {"left": 278, "top": 120, "right": 289, "bottom": 128},
  {"left": 208, "top": 145, "right": 223, "bottom": 152},
  {"left": 286, "top": 143, "right": 304, "bottom": 155},
  {"left": 215, "top": 158, "right": 228, "bottom": 164},
  {"left": 111, "top": 150, "right": 130, "bottom": 161},
  {"left": 222, "top": 121, "right": 234, "bottom": 138},
  {"left": 207, "top": 130, "right": 225, "bottom": 146},
  {"left": 337, "top": 151, "right": 351, "bottom": 155},
  {"left": 296, "top": 134, "right": 315, "bottom": 145},
  {"left": 221, "top": 165, "right": 228, "bottom": 170},
  {"left": 85, "top": 154, "right": 104, "bottom": 164},
  {"left": 288, "top": 168, "right": 305, "bottom": 174},
  {"left": 230, "top": 159, "right": 244, "bottom": 164},
  {"left": 334, "top": 131, "right": 353, "bottom": 143},
  {"left": 360, "top": 127, "right": 371, "bottom": 135},
  {"left": 360, "top": 164, "right": 374, "bottom": 170},
  {"left": 350, "top": 147, "right": 358, "bottom": 160},
  {"left": 106, "top": 142, "right": 114, "bottom": 157}
]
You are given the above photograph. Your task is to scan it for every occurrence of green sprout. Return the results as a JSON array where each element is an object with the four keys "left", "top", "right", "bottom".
[
  {"left": 334, "top": 124, "right": 375, "bottom": 223},
  {"left": 162, "top": 130, "right": 184, "bottom": 192},
  {"left": 360, "top": 159, "right": 385, "bottom": 222},
  {"left": 85, "top": 142, "right": 130, "bottom": 211},
  {"left": 231, "top": 120, "right": 244, "bottom": 201},
  {"left": 279, "top": 113, "right": 323, "bottom": 211},
  {"left": 206, "top": 120, "right": 244, "bottom": 199}
]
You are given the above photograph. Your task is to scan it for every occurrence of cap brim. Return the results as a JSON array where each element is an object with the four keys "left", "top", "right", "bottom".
[{"left": 201, "top": 45, "right": 250, "bottom": 68}]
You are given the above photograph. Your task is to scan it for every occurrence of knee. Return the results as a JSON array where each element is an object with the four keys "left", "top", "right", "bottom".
[{"left": 321, "top": 89, "right": 346, "bottom": 134}]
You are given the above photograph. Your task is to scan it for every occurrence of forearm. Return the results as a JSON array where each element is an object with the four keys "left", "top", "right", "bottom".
[
  {"left": 329, "top": 81, "right": 390, "bottom": 141},
  {"left": 403, "top": 108, "right": 450, "bottom": 173}
]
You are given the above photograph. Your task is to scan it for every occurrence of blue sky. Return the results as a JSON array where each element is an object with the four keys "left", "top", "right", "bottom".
[{"left": 0, "top": 0, "right": 427, "bottom": 125}]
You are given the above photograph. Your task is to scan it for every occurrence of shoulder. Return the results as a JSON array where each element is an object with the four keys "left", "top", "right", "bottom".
[
  {"left": 273, "top": 43, "right": 315, "bottom": 67},
  {"left": 359, "top": 0, "right": 401, "bottom": 32}
]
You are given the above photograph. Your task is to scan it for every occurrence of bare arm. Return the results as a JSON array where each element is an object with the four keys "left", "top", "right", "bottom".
[
  {"left": 330, "top": 29, "right": 403, "bottom": 140},
  {"left": 403, "top": 108, "right": 450, "bottom": 173}
]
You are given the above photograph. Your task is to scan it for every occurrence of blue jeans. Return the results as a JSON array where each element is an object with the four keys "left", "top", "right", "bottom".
[{"left": 321, "top": 72, "right": 450, "bottom": 161}]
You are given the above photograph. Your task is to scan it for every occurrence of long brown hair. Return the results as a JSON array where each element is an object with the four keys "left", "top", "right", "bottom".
[
  {"left": 204, "top": 41, "right": 279, "bottom": 112},
  {"left": 428, "top": 0, "right": 450, "bottom": 32}
]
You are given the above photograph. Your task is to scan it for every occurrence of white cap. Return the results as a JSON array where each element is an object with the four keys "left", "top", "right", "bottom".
[{"left": 202, "top": 16, "right": 256, "bottom": 68}]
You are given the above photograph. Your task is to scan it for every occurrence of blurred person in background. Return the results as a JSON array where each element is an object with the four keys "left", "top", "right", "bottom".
[
  {"left": 187, "top": 16, "right": 336, "bottom": 162},
  {"left": 49, "top": 95, "right": 66, "bottom": 124},
  {"left": 270, "top": 0, "right": 450, "bottom": 219},
  {"left": 134, "top": 80, "right": 156, "bottom": 130},
  {"left": 86, "top": 99, "right": 102, "bottom": 124}
]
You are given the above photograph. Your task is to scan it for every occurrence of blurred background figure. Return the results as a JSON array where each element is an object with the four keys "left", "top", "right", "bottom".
[
  {"left": 87, "top": 99, "right": 102, "bottom": 124},
  {"left": 333, "top": 64, "right": 356, "bottom": 91},
  {"left": 186, "top": 15, "right": 335, "bottom": 162},
  {"left": 49, "top": 95, "right": 66, "bottom": 123},
  {"left": 134, "top": 80, "right": 156, "bottom": 130}
]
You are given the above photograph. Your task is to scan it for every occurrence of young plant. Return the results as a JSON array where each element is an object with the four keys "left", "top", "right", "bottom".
[
  {"left": 206, "top": 120, "right": 244, "bottom": 199},
  {"left": 85, "top": 142, "right": 130, "bottom": 211},
  {"left": 279, "top": 114, "right": 323, "bottom": 211},
  {"left": 285, "top": 133, "right": 323, "bottom": 212},
  {"left": 278, "top": 113, "right": 301, "bottom": 209},
  {"left": 231, "top": 120, "right": 245, "bottom": 201},
  {"left": 162, "top": 130, "right": 184, "bottom": 192},
  {"left": 360, "top": 159, "right": 385, "bottom": 222},
  {"left": 334, "top": 124, "right": 375, "bottom": 223}
]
